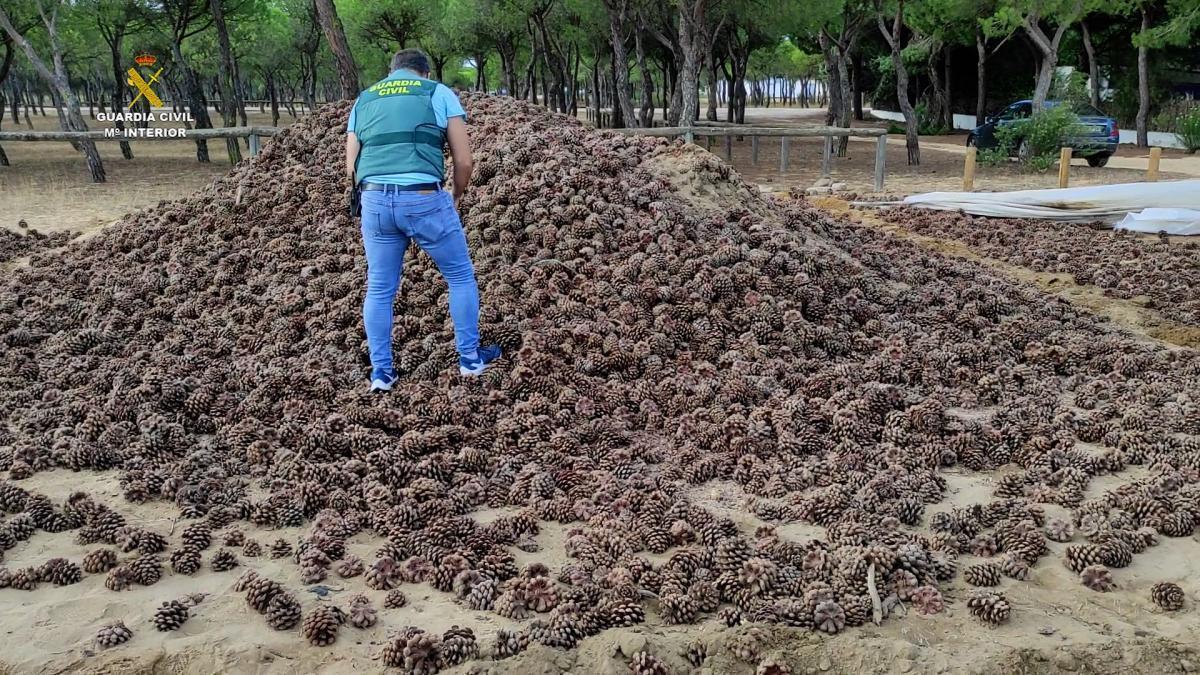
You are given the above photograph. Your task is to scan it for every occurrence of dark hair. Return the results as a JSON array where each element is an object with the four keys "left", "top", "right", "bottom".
[{"left": 391, "top": 49, "right": 431, "bottom": 76}]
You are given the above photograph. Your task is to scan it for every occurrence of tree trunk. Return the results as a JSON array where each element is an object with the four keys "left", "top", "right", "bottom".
[
  {"left": 603, "top": 0, "right": 637, "bottom": 127},
  {"left": 976, "top": 27, "right": 987, "bottom": 125},
  {"left": 635, "top": 21, "right": 654, "bottom": 126},
  {"left": 1135, "top": 7, "right": 1149, "bottom": 148},
  {"left": 268, "top": 73, "right": 280, "bottom": 126},
  {"left": 704, "top": 39, "right": 718, "bottom": 121},
  {"left": 877, "top": 1, "right": 919, "bottom": 165},
  {"left": 677, "top": 0, "right": 704, "bottom": 126},
  {"left": 107, "top": 40, "right": 133, "bottom": 159},
  {"left": 170, "top": 41, "right": 212, "bottom": 162},
  {"left": 209, "top": 0, "right": 242, "bottom": 164},
  {"left": 852, "top": 52, "right": 864, "bottom": 121},
  {"left": 1080, "top": 19, "right": 1100, "bottom": 109},
  {"left": 820, "top": 32, "right": 841, "bottom": 127},
  {"left": 0, "top": 6, "right": 105, "bottom": 181},
  {"left": 943, "top": 46, "right": 953, "bottom": 128},
  {"left": 1024, "top": 11, "right": 1076, "bottom": 112},
  {"left": 589, "top": 52, "right": 601, "bottom": 125},
  {"left": 314, "top": 0, "right": 358, "bottom": 99}
]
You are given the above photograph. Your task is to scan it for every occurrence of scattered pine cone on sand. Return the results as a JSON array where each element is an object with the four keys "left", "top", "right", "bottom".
[
  {"left": 440, "top": 626, "right": 479, "bottom": 668},
  {"left": 1151, "top": 582, "right": 1184, "bottom": 611},
  {"left": 963, "top": 563, "right": 1002, "bottom": 587},
  {"left": 82, "top": 549, "right": 118, "bottom": 574},
  {"left": 302, "top": 605, "right": 346, "bottom": 646},
  {"left": 95, "top": 621, "right": 133, "bottom": 648},
  {"left": 266, "top": 592, "right": 303, "bottom": 630},
  {"left": 1080, "top": 565, "right": 1115, "bottom": 592},
  {"left": 348, "top": 596, "right": 378, "bottom": 629},
  {"left": 210, "top": 549, "right": 239, "bottom": 572},
  {"left": 383, "top": 589, "right": 409, "bottom": 609},
  {"left": 966, "top": 590, "right": 1011, "bottom": 625},
  {"left": 910, "top": 586, "right": 944, "bottom": 615},
  {"left": 153, "top": 600, "right": 189, "bottom": 631},
  {"left": 629, "top": 650, "right": 670, "bottom": 675}
]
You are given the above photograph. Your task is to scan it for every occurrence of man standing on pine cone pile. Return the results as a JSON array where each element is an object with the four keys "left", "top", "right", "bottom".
[{"left": 346, "top": 48, "right": 502, "bottom": 392}]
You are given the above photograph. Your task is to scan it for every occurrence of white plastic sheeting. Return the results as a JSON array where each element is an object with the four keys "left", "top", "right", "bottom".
[
  {"left": 1115, "top": 208, "right": 1200, "bottom": 235},
  {"left": 871, "top": 180, "right": 1200, "bottom": 222}
]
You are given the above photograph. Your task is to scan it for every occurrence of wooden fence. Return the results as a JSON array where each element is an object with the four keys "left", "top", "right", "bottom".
[
  {"left": 610, "top": 125, "right": 891, "bottom": 191},
  {"left": 1, "top": 123, "right": 891, "bottom": 191},
  {"left": 0, "top": 126, "right": 283, "bottom": 156}
]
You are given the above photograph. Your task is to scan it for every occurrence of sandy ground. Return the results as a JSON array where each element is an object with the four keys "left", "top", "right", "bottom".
[{"left": 3, "top": 470, "right": 1199, "bottom": 675}]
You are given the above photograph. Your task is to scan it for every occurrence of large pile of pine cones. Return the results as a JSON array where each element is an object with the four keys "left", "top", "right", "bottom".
[
  {"left": 0, "top": 223, "right": 76, "bottom": 265},
  {"left": 0, "top": 94, "right": 1197, "bottom": 668}
]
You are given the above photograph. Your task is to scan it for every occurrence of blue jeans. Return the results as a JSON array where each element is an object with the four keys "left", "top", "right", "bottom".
[{"left": 360, "top": 189, "right": 480, "bottom": 373}]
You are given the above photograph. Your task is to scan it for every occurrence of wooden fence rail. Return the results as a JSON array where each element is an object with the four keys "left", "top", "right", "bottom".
[
  {"left": 3, "top": 124, "right": 891, "bottom": 191},
  {"left": 609, "top": 125, "right": 890, "bottom": 191},
  {"left": 0, "top": 126, "right": 283, "bottom": 156}
]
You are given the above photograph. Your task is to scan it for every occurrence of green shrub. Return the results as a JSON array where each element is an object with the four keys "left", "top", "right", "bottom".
[
  {"left": 984, "top": 105, "right": 1082, "bottom": 172},
  {"left": 1176, "top": 110, "right": 1200, "bottom": 154}
]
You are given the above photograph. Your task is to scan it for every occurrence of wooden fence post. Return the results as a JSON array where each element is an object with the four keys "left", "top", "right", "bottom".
[
  {"left": 724, "top": 135, "right": 732, "bottom": 161},
  {"left": 1147, "top": 147, "right": 1162, "bottom": 181},
  {"left": 779, "top": 136, "right": 790, "bottom": 172},
  {"left": 1058, "top": 147, "right": 1071, "bottom": 188},
  {"left": 683, "top": 130, "right": 694, "bottom": 144},
  {"left": 963, "top": 146, "right": 977, "bottom": 192},
  {"left": 248, "top": 133, "right": 261, "bottom": 157},
  {"left": 874, "top": 134, "right": 886, "bottom": 192},
  {"left": 821, "top": 136, "right": 833, "bottom": 177},
  {"left": 751, "top": 136, "right": 759, "bottom": 165}
]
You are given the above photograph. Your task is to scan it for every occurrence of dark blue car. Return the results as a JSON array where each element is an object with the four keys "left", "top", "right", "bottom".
[{"left": 967, "top": 100, "right": 1120, "bottom": 167}]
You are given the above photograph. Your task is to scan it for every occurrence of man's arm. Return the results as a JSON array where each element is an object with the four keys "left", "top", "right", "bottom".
[
  {"left": 446, "top": 116, "right": 472, "bottom": 201},
  {"left": 345, "top": 132, "right": 360, "bottom": 180}
]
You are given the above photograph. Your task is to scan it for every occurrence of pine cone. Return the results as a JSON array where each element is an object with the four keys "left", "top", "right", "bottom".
[
  {"left": 1063, "top": 544, "right": 1105, "bottom": 573},
  {"left": 181, "top": 523, "right": 212, "bottom": 550},
  {"left": 966, "top": 590, "right": 1011, "bottom": 625},
  {"left": 685, "top": 639, "right": 708, "bottom": 667},
  {"left": 813, "top": 600, "right": 845, "bottom": 634},
  {"left": 1080, "top": 565, "right": 1115, "bottom": 592},
  {"left": 171, "top": 547, "right": 202, "bottom": 575},
  {"left": 963, "top": 562, "right": 1001, "bottom": 587},
  {"left": 365, "top": 556, "right": 401, "bottom": 590},
  {"left": 1044, "top": 518, "right": 1074, "bottom": 542},
  {"left": 910, "top": 585, "right": 944, "bottom": 615},
  {"left": 490, "top": 628, "right": 529, "bottom": 660},
  {"left": 105, "top": 565, "right": 134, "bottom": 591},
  {"left": 266, "top": 592, "right": 302, "bottom": 630},
  {"left": 384, "top": 589, "right": 409, "bottom": 608},
  {"left": 336, "top": 556, "right": 364, "bottom": 578},
  {"left": 660, "top": 593, "right": 699, "bottom": 625},
  {"left": 233, "top": 568, "right": 259, "bottom": 592},
  {"left": 494, "top": 587, "right": 531, "bottom": 620},
  {"left": 82, "top": 548, "right": 118, "bottom": 574},
  {"left": 774, "top": 598, "right": 812, "bottom": 628},
  {"left": 302, "top": 605, "right": 346, "bottom": 646},
  {"left": 629, "top": 650, "right": 670, "bottom": 675},
  {"left": 718, "top": 607, "right": 742, "bottom": 626},
  {"left": 1151, "top": 582, "right": 1184, "bottom": 611},
  {"left": 246, "top": 577, "right": 284, "bottom": 613},
  {"left": 597, "top": 597, "right": 645, "bottom": 628},
  {"left": 95, "top": 620, "right": 133, "bottom": 648},
  {"left": 242, "top": 540, "right": 262, "bottom": 557},
  {"left": 127, "top": 555, "right": 162, "bottom": 586},
  {"left": 349, "top": 601, "right": 377, "bottom": 629},
  {"left": 223, "top": 529, "right": 245, "bottom": 547},
  {"left": 41, "top": 557, "right": 82, "bottom": 585},
  {"left": 269, "top": 538, "right": 292, "bottom": 559},
  {"left": 153, "top": 600, "right": 189, "bottom": 631},
  {"left": 210, "top": 549, "right": 239, "bottom": 572},
  {"left": 997, "top": 554, "right": 1030, "bottom": 581},
  {"left": 439, "top": 625, "right": 479, "bottom": 668},
  {"left": 464, "top": 577, "right": 498, "bottom": 610}
]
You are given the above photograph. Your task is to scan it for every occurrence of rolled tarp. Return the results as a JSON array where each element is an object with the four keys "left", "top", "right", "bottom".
[{"left": 861, "top": 180, "right": 1200, "bottom": 222}]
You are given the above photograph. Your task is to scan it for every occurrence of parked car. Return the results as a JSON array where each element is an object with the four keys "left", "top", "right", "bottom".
[{"left": 967, "top": 100, "right": 1120, "bottom": 167}]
